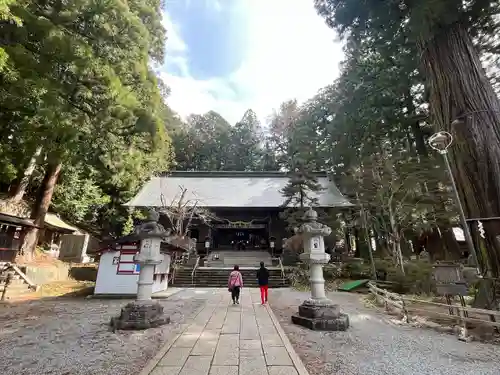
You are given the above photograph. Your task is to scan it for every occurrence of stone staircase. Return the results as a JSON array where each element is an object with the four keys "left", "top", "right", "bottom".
[
  {"left": 171, "top": 267, "right": 288, "bottom": 288},
  {"left": 0, "top": 263, "right": 38, "bottom": 301},
  {"left": 206, "top": 250, "right": 273, "bottom": 268}
]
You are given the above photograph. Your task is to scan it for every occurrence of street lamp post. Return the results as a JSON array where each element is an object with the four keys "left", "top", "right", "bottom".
[{"left": 428, "top": 131, "right": 480, "bottom": 273}]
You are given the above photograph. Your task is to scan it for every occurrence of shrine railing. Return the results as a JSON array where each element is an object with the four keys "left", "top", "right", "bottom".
[
  {"left": 191, "top": 256, "right": 200, "bottom": 285},
  {"left": 368, "top": 282, "right": 500, "bottom": 341}
]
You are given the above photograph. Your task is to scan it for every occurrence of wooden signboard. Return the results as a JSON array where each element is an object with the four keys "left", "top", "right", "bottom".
[{"left": 432, "top": 263, "right": 468, "bottom": 296}]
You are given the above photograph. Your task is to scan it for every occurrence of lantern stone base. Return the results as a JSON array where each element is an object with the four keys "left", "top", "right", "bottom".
[
  {"left": 110, "top": 301, "right": 170, "bottom": 332},
  {"left": 291, "top": 300, "right": 349, "bottom": 331}
]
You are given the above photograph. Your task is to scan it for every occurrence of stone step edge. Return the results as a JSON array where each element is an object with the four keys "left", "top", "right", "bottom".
[
  {"left": 171, "top": 285, "right": 289, "bottom": 288},
  {"left": 173, "top": 277, "right": 285, "bottom": 280},
  {"left": 195, "top": 267, "right": 281, "bottom": 270}
]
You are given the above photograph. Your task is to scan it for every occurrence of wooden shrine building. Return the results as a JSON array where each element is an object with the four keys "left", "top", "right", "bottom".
[{"left": 125, "top": 171, "right": 352, "bottom": 256}]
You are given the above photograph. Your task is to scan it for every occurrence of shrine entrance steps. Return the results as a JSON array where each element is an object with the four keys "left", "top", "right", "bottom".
[
  {"left": 206, "top": 250, "right": 273, "bottom": 268},
  {"left": 171, "top": 267, "right": 288, "bottom": 288}
]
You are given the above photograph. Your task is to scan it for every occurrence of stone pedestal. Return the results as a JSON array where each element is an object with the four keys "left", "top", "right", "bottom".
[
  {"left": 110, "top": 210, "right": 171, "bottom": 331},
  {"left": 291, "top": 209, "right": 350, "bottom": 331},
  {"left": 292, "top": 299, "right": 349, "bottom": 331},
  {"left": 110, "top": 301, "right": 171, "bottom": 332}
]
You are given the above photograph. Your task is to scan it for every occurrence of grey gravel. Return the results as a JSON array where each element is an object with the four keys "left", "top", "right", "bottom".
[
  {"left": 0, "top": 289, "right": 216, "bottom": 375},
  {"left": 269, "top": 289, "right": 500, "bottom": 375}
]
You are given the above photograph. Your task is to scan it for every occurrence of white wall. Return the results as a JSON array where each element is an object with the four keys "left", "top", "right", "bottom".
[
  {"left": 94, "top": 251, "right": 171, "bottom": 295},
  {"left": 152, "top": 275, "right": 168, "bottom": 293},
  {"left": 153, "top": 254, "right": 170, "bottom": 294}
]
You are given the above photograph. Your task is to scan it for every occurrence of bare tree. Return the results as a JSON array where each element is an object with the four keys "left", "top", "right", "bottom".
[{"left": 158, "top": 186, "right": 218, "bottom": 249}]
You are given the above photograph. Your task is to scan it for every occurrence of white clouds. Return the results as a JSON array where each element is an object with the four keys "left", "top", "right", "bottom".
[
  {"left": 160, "top": 10, "right": 188, "bottom": 76},
  {"left": 161, "top": 0, "right": 343, "bottom": 125},
  {"left": 160, "top": 73, "right": 247, "bottom": 122},
  {"left": 160, "top": 9, "right": 244, "bottom": 119},
  {"left": 161, "top": 10, "right": 187, "bottom": 56}
]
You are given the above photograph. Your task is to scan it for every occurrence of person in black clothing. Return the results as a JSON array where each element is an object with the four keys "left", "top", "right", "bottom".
[{"left": 256, "top": 261, "right": 270, "bottom": 304}]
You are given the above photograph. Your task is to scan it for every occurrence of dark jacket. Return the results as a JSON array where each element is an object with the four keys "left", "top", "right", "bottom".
[{"left": 256, "top": 267, "right": 269, "bottom": 286}]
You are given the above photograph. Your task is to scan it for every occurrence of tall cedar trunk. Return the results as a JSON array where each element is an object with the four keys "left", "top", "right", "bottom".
[
  {"left": 19, "top": 161, "right": 62, "bottom": 263},
  {"left": 9, "top": 146, "right": 43, "bottom": 203},
  {"left": 420, "top": 22, "right": 500, "bottom": 276}
]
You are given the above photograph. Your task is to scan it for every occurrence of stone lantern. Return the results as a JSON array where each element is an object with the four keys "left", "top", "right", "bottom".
[
  {"left": 291, "top": 208, "right": 349, "bottom": 331},
  {"left": 110, "top": 210, "right": 171, "bottom": 331}
]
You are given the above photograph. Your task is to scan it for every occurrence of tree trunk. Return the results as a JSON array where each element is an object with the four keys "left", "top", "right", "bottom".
[
  {"left": 420, "top": 22, "right": 500, "bottom": 276},
  {"left": 9, "top": 146, "right": 43, "bottom": 203},
  {"left": 410, "top": 120, "right": 428, "bottom": 157},
  {"left": 344, "top": 227, "right": 352, "bottom": 255},
  {"left": 405, "top": 127, "right": 416, "bottom": 155},
  {"left": 424, "top": 228, "right": 446, "bottom": 261},
  {"left": 354, "top": 227, "right": 361, "bottom": 257},
  {"left": 388, "top": 205, "right": 405, "bottom": 274},
  {"left": 374, "top": 229, "right": 389, "bottom": 258},
  {"left": 18, "top": 161, "right": 62, "bottom": 263},
  {"left": 441, "top": 227, "right": 461, "bottom": 260},
  {"left": 404, "top": 92, "right": 428, "bottom": 157},
  {"left": 394, "top": 236, "right": 404, "bottom": 273}
]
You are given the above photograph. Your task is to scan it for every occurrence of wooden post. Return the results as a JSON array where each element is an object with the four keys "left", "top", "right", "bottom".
[
  {"left": 458, "top": 306, "right": 470, "bottom": 342},
  {"left": 445, "top": 294, "right": 454, "bottom": 315},
  {"left": 401, "top": 298, "right": 409, "bottom": 323},
  {"left": 1, "top": 272, "right": 12, "bottom": 301}
]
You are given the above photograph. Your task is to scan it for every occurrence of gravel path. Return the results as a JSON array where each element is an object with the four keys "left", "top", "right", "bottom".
[
  {"left": 0, "top": 289, "right": 218, "bottom": 375},
  {"left": 269, "top": 289, "right": 500, "bottom": 375}
]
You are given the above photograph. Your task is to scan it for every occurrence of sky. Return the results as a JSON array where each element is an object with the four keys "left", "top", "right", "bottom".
[{"left": 160, "top": 0, "right": 344, "bottom": 125}]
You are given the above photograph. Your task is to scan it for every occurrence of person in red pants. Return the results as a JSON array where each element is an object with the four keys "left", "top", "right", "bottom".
[{"left": 256, "top": 261, "right": 269, "bottom": 304}]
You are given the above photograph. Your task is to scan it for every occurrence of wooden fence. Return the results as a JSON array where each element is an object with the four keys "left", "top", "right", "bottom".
[{"left": 368, "top": 282, "right": 500, "bottom": 341}]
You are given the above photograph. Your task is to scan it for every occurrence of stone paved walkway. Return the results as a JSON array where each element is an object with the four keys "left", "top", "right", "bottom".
[{"left": 141, "top": 289, "right": 307, "bottom": 375}]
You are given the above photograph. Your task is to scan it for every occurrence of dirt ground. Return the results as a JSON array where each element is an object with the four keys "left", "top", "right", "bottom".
[
  {"left": 269, "top": 289, "right": 500, "bottom": 375},
  {"left": 0, "top": 291, "right": 206, "bottom": 375}
]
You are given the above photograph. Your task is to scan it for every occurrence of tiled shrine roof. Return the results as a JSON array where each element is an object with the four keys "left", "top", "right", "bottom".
[{"left": 125, "top": 171, "right": 352, "bottom": 208}]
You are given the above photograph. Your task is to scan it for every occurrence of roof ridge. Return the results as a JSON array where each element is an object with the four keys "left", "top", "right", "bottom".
[{"left": 157, "top": 170, "right": 330, "bottom": 178}]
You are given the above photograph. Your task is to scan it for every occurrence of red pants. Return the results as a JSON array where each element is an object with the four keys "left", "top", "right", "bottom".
[{"left": 259, "top": 285, "right": 268, "bottom": 304}]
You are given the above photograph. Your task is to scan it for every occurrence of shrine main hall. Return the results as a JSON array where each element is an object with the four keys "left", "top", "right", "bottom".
[{"left": 125, "top": 171, "right": 351, "bottom": 256}]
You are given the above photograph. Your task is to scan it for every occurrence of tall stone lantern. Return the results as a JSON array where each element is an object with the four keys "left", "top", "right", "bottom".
[
  {"left": 291, "top": 208, "right": 349, "bottom": 331},
  {"left": 110, "top": 210, "right": 171, "bottom": 331}
]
